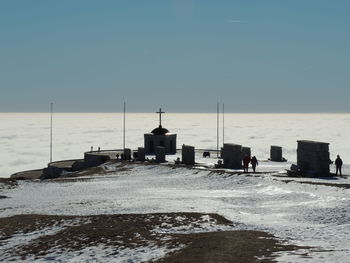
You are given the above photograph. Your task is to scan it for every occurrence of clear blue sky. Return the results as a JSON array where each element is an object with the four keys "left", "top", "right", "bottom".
[{"left": 1, "top": 0, "right": 349, "bottom": 112}]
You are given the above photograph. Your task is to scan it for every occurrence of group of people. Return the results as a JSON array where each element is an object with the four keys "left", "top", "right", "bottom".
[
  {"left": 243, "top": 155, "right": 344, "bottom": 176},
  {"left": 243, "top": 155, "right": 258, "bottom": 173},
  {"left": 90, "top": 146, "right": 101, "bottom": 152}
]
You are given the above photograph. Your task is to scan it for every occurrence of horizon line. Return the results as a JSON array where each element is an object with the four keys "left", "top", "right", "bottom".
[{"left": 1, "top": 111, "right": 350, "bottom": 114}]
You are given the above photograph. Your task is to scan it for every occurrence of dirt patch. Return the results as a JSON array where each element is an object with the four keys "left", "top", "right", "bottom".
[
  {"left": 0, "top": 178, "right": 18, "bottom": 197},
  {"left": 155, "top": 231, "right": 302, "bottom": 263},
  {"left": 0, "top": 213, "right": 308, "bottom": 262},
  {"left": 0, "top": 178, "right": 18, "bottom": 189}
]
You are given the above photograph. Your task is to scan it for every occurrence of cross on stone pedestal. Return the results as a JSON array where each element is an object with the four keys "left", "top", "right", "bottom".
[{"left": 156, "top": 108, "right": 165, "bottom": 127}]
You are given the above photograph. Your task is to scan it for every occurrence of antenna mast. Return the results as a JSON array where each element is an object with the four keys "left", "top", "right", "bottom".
[
  {"left": 222, "top": 103, "right": 225, "bottom": 146},
  {"left": 123, "top": 102, "right": 126, "bottom": 149},
  {"left": 50, "top": 102, "right": 53, "bottom": 163},
  {"left": 217, "top": 102, "right": 219, "bottom": 158}
]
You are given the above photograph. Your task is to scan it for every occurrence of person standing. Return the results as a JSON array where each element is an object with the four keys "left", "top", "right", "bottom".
[
  {"left": 251, "top": 156, "right": 258, "bottom": 173},
  {"left": 335, "top": 155, "right": 343, "bottom": 176},
  {"left": 243, "top": 155, "right": 251, "bottom": 172}
]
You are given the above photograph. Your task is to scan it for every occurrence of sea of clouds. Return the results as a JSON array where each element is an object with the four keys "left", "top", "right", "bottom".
[{"left": 1, "top": 113, "right": 350, "bottom": 178}]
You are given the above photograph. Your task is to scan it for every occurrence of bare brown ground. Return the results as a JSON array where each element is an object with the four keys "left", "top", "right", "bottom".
[
  {"left": 0, "top": 178, "right": 18, "bottom": 188},
  {"left": 0, "top": 213, "right": 308, "bottom": 262}
]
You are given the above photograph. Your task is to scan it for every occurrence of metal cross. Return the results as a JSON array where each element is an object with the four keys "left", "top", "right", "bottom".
[{"left": 156, "top": 108, "right": 165, "bottom": 126}]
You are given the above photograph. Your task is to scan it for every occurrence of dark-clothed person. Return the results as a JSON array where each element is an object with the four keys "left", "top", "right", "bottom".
[
  {"left": 243, "top": 155, "right": 251, "bottom": 172},
  {"left": 251, "top": 156, "right": 258, "bottom": 173},
  {"left": 335, "top": 155, "right": 343, "bottom": 176}
]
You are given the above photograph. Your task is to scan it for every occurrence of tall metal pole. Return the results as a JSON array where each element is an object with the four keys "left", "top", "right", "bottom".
[
  {"left": 123, "top": 102, "right": 126, "bottom": 149},
  {"left": 222, "top": 103, "right": 225, "bottom": 146},
  {"left": 217, "top": 102, "right": 219, "bottom": 158},
  {"left": 50, "top": 102, "right": 53, "bottom": 163}
]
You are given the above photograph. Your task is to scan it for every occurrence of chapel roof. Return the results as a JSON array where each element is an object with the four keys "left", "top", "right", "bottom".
[{"left": 151, "top": 125, "right": 169, "bottom": 135}]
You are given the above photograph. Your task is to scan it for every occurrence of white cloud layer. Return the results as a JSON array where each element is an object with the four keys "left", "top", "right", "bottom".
[{"left": 0, "top": 113, "right": 349, "bottom": 178}]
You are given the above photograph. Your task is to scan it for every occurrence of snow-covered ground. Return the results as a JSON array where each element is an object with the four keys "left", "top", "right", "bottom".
[
  {"left": 1, "top": 113, "right": 349, "bottom": 262},
  {"left": 1, "top": 162, "right": 349, "bottom": 262},
  {"left": 1, "top": 113, "right": 350, "bottom": 178}
]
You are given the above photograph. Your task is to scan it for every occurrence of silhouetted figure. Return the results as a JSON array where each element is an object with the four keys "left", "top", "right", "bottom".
[
  {"left": 91, "top": 146, "right": 93, "bottom": 152},
  {"left": 251, "top": 156, "right": 258, "bottom": 173},
  {"left": 121, "top": 153, "right": 124, "bottom": 160},
  {"left": 335, "top": 155, "right": 343, "bottom": 176},
  {"left": 175, "top": 157, "right": 181, "bottom": 164},
  {"left": 98, "top": 147, "right": 100, "bottom": 152},
  {"left": 116, "top": 154, "right": 119, "bottom": 160},
  {"left": 215, "top": 160, "right": 223, "bottom": 168},
  {"left": 243, "top": 155, "right": 251, "bottom": 172},
  {"left": 203, "top": 152, "right": 210, "bottom": 158}
]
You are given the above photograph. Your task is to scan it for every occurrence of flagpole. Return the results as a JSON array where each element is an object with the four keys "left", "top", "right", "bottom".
[
  {"left": 222, "top": 103, "right": 225, "bottom": 146},
  {"left": 123, "top": 102, "right": 126, "bottom": 149},
  {"left": 217, "top": 102, "right": 219, "bottom": 158},
  {"left": 50, "top": 102, "right": 53, "bottom": 163}
]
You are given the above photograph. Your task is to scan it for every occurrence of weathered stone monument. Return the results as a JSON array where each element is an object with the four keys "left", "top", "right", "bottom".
[
  {"left": 222, "top": 143, "right": 243, "bottom": 169},
  {"left": 124, "top": 148, "right": 131, "bottom": 160},
  {"left": 297, "top": 140, "right": 330, "bottom": 177},
  {"left": 155, "top": 146, "right": 166, "bottom": 163},
  {"left": 270, "top": 146, "right": 283, "bottom": 162},
  {"left": 182, "top": 144, "right": 195, "bottom": 165},
  {"left": 137, "top": 147, "right": 145, "bottom": 162},
  {"left": 144, "top": 108, "right": 177, "bottom": 154}
]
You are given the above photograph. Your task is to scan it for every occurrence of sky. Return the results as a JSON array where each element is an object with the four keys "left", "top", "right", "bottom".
[{"left": 0, "top": 0, "right": 350, "bottom": 113}]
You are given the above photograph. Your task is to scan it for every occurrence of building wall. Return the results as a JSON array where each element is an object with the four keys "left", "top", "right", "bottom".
[
  {"left": 297, "top": 140, "right": 330, "bottom": 176},
  {"left": 144, "top": 133, "right": 177, "bottom": 154}
]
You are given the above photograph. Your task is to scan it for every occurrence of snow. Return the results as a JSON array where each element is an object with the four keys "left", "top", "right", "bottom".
[
  {"left": 5, "top": 243, "right": 183, "bottom": 263},
  {"left": 1, "top": 164, "right": 349, "bottom": 262},
  {"left": 1, "top": 113, "right": 350, "bottom": 178},
  {"left": 0, "top": 218, "right": 90, "bottom": 262},
  {"left": 1, "top": 113, "right": 350, "bottom": 262}
]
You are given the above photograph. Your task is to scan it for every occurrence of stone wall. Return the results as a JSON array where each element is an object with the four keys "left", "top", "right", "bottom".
[
  {"left": 155, "top": 146, "right": 166, "bottom": 163},
  {"left": 222, "top": 143, "right": 243, "bottom": 169},
  {"left": 137, "top": 147, "right": 145, "bottom": 162},
  {"left": 182, "top": 145, "right": 195, "bottom": 165},
  {"left": 297, "top": 140, "right": 330, "bottom": 177},
  {"left": 144, "top": 133, "right": 177, "bottom": 154},
  {"left": 270, "top": 146, "right": 283, "bottom": 162}
]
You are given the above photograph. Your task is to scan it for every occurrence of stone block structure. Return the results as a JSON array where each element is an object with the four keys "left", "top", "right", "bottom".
[
  {"left": 155, "top": 146, "right": 166, "bottom": 163},
  {"left": 84, "top": 152, "right": 111, "bottom": 167},
  {"left": 124, "top": 148, "right": 131, "bottom": 160},
  {"left": 270, "top": 146, "right": 283, "bottom": 162},
  {"left": 137, "top": 147, "right": 145, "bottom": 162},
  {"left": 297, "top": 140, "right": 330, "bottom": 177},
  {"left": 222, "top": 143, "right": 243, "bottom": 169},
  {"left": 182, "top": 144, "right": 195, "bottom": 165}
]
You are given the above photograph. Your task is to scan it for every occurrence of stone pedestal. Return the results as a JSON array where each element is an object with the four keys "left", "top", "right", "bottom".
[
  {"left": 270, "top": 146, "right": 283, "bottom": 162},
  {"left": 155, "top": 146, "right": 166, "bottom": 163},
  {"left": 124, "top": 148, "right": 131, "bottom": 160},
  {"left": 182, "top": 145, "right": 195, "bottom": 165},
  {"left": 137, "top": 147, "right": 145, "bottom": 162},
  {"left": 297, "top": 140, "right": 330, "bottom": 177},
  {"left": 222, "top": 143, "right": 243, "bottom": 169}
]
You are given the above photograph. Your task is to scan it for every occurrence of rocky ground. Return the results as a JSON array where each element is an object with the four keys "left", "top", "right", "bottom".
[{"left": 0, "top": 213, "right": 307, "bottom": 262}]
